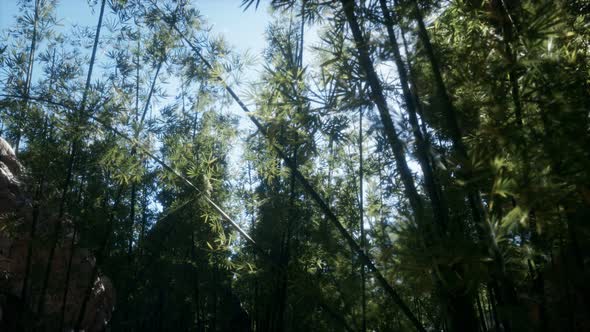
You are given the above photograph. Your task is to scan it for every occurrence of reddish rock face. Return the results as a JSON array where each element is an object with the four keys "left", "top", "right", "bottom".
[{"left": 0, "top": 137, "right": 114, "bottom": 331}]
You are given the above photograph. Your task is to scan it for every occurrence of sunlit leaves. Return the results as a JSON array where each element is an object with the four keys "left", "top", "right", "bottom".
[{"left": 100, "top": 141, "right": 143, "bottom": 184}]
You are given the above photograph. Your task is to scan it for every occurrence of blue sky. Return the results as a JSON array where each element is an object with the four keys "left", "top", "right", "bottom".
[
  {"left": 0, "top": 0, "right": 418, "bottom": 229},
  {"left": 1, "top": 0, "right": 289, "bottom": 222},
  {"left": 0, "top": 1, "right": 323, "bottom": 107},
  {"left": 1, "top": 0, "right": 272, "bottom": 59},
  {"left": 0, "top": 0, "right": 282, "bottom": 128}
]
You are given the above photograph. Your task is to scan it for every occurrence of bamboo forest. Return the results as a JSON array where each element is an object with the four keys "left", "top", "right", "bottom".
[{"left": 0, "top": 0, "right": 589, "bottom": 331}]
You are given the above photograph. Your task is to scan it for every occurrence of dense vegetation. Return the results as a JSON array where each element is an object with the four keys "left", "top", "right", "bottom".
[{"left": 0, "top": 0, "right": 589, "bottom": 331}]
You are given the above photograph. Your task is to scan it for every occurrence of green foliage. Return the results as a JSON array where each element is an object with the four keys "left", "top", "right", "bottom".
[{"left": 1, "top": 0, "right": 589, "bottom": 331}]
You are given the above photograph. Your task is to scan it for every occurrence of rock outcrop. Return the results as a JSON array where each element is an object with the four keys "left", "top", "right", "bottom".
[{"left": 0, "top": 137, "right": 114, "bottom": 331}]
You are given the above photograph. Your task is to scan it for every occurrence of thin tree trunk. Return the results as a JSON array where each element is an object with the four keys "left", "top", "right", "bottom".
[
  {"left": 359, "top": 108, "right": 366, "bottom": 332},
  {"left": 191, "top": 230, "right": 201, "bottom": 331},
  {"left": 495, "top": 0, "right": 523, "bottom": 129},
  {"left": 376, "top": 2, "right": 483, "bottom": 331},
  {"left": 279, "top": 149, "right": 297, "bottom": 330},
  {"left": 59, "top": 173, "right": 88, "bottom": 330},
  {"left": 212, "top": 265, "right": 218, "bottom": 331},
  {"left": 405, "top": 0, "right": 499, "bottom": 244},
  {"left": 487, "top": 284, "right": 501, "bottom": 332},
  {"left": 16, "top": 0, "right": 41, "bottom": 154},
  {"left": 128, "top": 57, "right": 164, "bottom": 260},
  {"left": 476, "top": 292, "right": 488, "bottom": 332},
  {"left": 20, "top": 86, "right": 54, "bottom": 310},
  {"left": 135, "top": 29, "right": 141, "bottom": 122},
  {"left": 36, "top": 140, "right": 75, "bottom": 317},
  {"left": 399, "top": 18, "right": 431, "bottom": 142},
  {"left": 128, "top": 182, "right": 136, "bottom": 258},
  {"left": 406, "top": 3, "right": 523, "bottom": 329},
  {"left": 152, "top": 5, "right": 427, "bottom": 330},
  {"left": 36, "top": 0, "right": 107, "bottom": 318},
  {"left": 139, "top": 180, "right": 148, "bottom": 257},
  {"left": 138, "top": 58, "right": 164, "bottom": 129},
  {"left": 378, "top": 0, "right": 448, "bottom": 234},
  {"left": 297, "top": 0, "right": 305, "bottom": 68},
  {"left": 409, "top": 0, "right": 466, "bottom": 155},
  {"left": 59, "top": 228, "right": 77, "bottom": 330},
  {"left": 340, "top": 0, "right": 425, "bottom": 228},
  {"left": 558, "top": 232, "right": 577, "bottom": 332}
]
